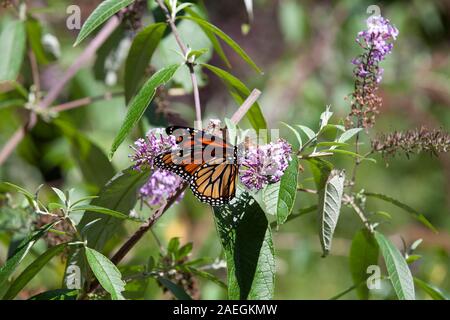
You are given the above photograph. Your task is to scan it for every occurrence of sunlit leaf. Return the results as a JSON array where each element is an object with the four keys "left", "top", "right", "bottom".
[
  {"left": 317, "top": 170, "right": 345, "bottom": 256},
  {"left": 180, "top": 15, "right": 262, "bottom": 74},
  {"left": 374, "top": 231, "right": 415, "bottom": 300},
  {"left": 85, "top": 247, "right": 126, "bottom": 300},
  {"left": 124, "top": 22, "right": 166, "bottom": 102},
  {"left": 0, "top": 19, "right": 26, "bottom": 81},
  {"left": 74, "top": 0, "right": 135, "bottom": 46},
  {"left": 3, "top": 243, "right": 67, "bottom": 300},
  {"left": 110, "top": 63, "right": 180, "bottom": 159}
]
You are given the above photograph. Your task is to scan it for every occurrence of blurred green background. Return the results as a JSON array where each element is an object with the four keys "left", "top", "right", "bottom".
[{"left": 0, "top": 0, "right": 449, "bottom": 299}]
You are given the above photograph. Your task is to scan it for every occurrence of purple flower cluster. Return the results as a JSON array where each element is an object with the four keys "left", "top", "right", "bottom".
[
  {"left": 139, "top": 169, "right": 184, "bottom": 206},
  {"left": 130, "top": 128, "right": 176, "bottom": 170},
  {"left": 239, "top": 139, "right": 292, "bottom": 191},
  {"left": 352, "top": 15, "right": 399, "bottom": 83},
  {"left": 130, "top": 129, "right": 183, "bottom": 207}
]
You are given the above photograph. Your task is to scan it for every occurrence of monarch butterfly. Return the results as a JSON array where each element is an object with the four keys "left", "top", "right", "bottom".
[{"left": 154, "top": 126, "right": 238, "bottom": 206}]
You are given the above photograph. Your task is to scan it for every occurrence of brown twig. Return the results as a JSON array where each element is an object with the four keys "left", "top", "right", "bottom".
[
  {"left": 155, "top": 0, "right": 202, "bottom": 128},
  {"left": 230, "top": 89, "right": 261, "bottom": 125},
  {"left": 0, "top": 16, "right": 120, "bottom": 166}
]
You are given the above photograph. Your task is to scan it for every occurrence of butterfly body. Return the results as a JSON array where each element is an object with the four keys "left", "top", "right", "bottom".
[{"left": 154, "top": 126, "right": 238, "bottom": 206}]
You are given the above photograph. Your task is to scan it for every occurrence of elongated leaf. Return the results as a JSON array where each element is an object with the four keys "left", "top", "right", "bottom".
[
  {"left": 157, "top": 277, "right": 192, "bottom": 300},
  {"left": 71, "top": 205, "right": 142, "bottom": 221},
  {"left": 187, "top": 267, "right": 227, "bottom": 289},
  {"left": 74, "top": 0, "right": 135, "bottom": 46},
  {"left": 124, "top": 23, "right": 166, "bottom": 102},
  {"left": 263, "top": 157, "right": 298, "bottom": 225},
  {"left": 0, "top": 223, "right": 55, "bottom": 290},
  {"left": 85, "top": 247, "right": 125, "bottom": 300},
  {"left": 281, "top": 122, "right": 302, "bottom": 149},
  {"left": 184, "top": 7, "right": 230, "bottom": 68},
  {"left": 308, "top": 158, "right": 333, "bottom": 191},
  {"left": 338, "top": 128, "right": 363, "bottom": 143},
  {"left": 214, "top": 189, "right": 275, "bottom": 300},
  {"left": 364, "top": 192, "right": 437, "bottom": 233},
  {"left": 180, "top": 16, "right": 262, "bottom": 74},
  {"left": 202, "top": 63, "right": 266, "bottom": 131},
  {"left": 55, "top": 120, "right": 116, "bottom": 190},
  {"left": 374, "top": 231, "right": 415, "bottom": 300},
  {"left": 349, "top": 229, "right": 379, "bottom": 299},
  {"left": 25, "top": 18, "right": 51, "bottom": 65},
  {"left": 3, "top": 243, "right": 67, "bottom": 300},
  {"left": 327, "top": 149, "right": 376, "bottom": 162},
  {"left": 29, "top": 289, "right": 78, "bottom": 300},
  {"left": 0, "top": 19, "right": 26, "bottom": 81},
  {"left": 413, "top": 277, "right": 448, "bottom": 300},
  {"left": 317, "top": 170, "right": 345, "bottom": 256},
  {"left": 297, "top": 125, "right": 316, "bottom": 141},
  {"left": 110, "top": 63, "right": 180, "bottom": 159}
]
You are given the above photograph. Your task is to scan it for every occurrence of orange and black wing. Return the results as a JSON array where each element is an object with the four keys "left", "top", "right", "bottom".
[
  {"left": 154, "top": 151, "right": 201, "bottom": 181},
  {"left": 189, "top": 158, "right": 238, "bottom": 206}
]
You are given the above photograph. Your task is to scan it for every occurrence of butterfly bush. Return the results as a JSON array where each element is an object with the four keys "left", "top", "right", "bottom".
[
  {"left": 239, "top": 139, "right": 292, "bottom": 191},
  {"left": 347, "top": 15, "right": 399, "bottom": 129},
  {"left": 130, "top": 129, "right": 184, "bottom": 206}
]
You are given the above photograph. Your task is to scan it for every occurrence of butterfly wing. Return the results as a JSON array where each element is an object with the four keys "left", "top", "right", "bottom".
[
  {"left": 154, "top": 126, "right": 238, "bottom": 206},
  {"left": 189, "top": 158, "right": 238, "bottom": 206}
]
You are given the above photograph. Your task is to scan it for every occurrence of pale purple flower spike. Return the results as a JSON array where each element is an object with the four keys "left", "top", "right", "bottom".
[
  {"left": 239, "top": 139, "right": 292, "bottom": 191},
  {"left": 130, "top": 129, "right": 183, "bottom": 207},
  {"left": 352, "top": 15, "right": 399, "bottom": 83}
]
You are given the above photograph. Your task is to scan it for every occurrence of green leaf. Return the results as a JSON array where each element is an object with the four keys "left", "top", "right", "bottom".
[
  {"left": 349, "top": 229, "right": 379, "bottom": 299},
  {"left": 51, "top": 187, "right": 67, "bottom": 204},
  {"left": 124, "top": 23, "right": 166, "bottom": 102},
  {"left": 29, "top": 289, "right": 78, "bottom": 300},
  {"left": 326, "top": 149, "right": 376, "bottom": 162},
  {"left": 110, "top": 63, "right": 180, "bottom": 159},
  {"left": 317, "top": 170, "right": 345, "bottom": 256},
  {"left": 297, "top": 125, "right": 316, "bottom": 141},
  {"left": 71, "top": 205, "right": 142, "bottom": 222},
  {"left": 1, "top": 182, "right": 36, "bottom": 208},
  {"left": 3, "top": 243, "right": 67, "bottom": 300},
  {"left": 308, "top": 158, "right": 333, "bottom": 191},
  {"left": 25, "top": 18, "right": 51, "bottom": 65},
  {"left": 85, "top": 247, "right": 126, "bottom": 300},
  {"left": 316, "top": 141, "right": 349, "bottom": 148},
  {"left": 157, "top": 277, "right": 192, "bottom": 300},
  {"left": 0, "top": 19, "right": 26, "bottom": 81},
  {"left": 202, "top": 63, "right": 266, "bottom": 131},
  {"left": 213, "top": 190, "right": 275, "bottom": 300},
  {"left": 184, "top": 7, "right": 231, "bottom": 68},
  {"left": 374, "top": 231, "right": 415, "bottom": 300},
  {"left": 281, "top": 122, "right": 302, "bottom": 149},
  {"left": 338, "top": 128, "right": 363, "bottom": 143},
  {"left": 364, "top": 192, "right": 437, "bottom": 233},
  {"left": 179, "top": 15, "right": 262, "bottom": 74},
  {"left": 76, "top": 167, "right": 150, "bottom": 251},
  {"left": 263, "top": 157, "right": 298, "bottom": 225},
  {"left": 406, "top": 255, "right": 422, "bottom": 264},
  {"left": 0, "top": 222, "right": 55, "bottom": 291},
  {"left": 188, "top": 267, "right": 227, "bottom": 289},
  {"left": 55, "top": 120, "right": 116, "bottom": 190},
  {"left": 413, "top": 277, "right": 448, "bottom": 300},
  {"left": 73, "top": 0, "right": 135, "bottom": 46}
]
